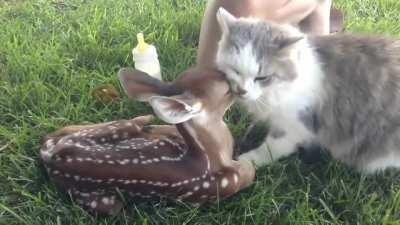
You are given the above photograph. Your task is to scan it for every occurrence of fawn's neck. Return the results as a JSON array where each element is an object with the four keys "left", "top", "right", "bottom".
[{"left": 176, "top": 116, "right": 233, "bottom": 172}]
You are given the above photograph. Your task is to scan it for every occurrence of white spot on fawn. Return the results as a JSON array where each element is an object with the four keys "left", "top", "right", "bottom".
[
  {"left": 80, "top": 192, "right": 90, "bottom": 197},
  {"left": 221, "top": 178, "right": 229, "bottom": 189},
  {"left": 203, "top": 182, "right": 210, "bottom": 189},
  {"left": 75, "top": 143, "right": 84, "bottom": 148},
  {"left": 101, "top": 197, "right": 110, "bottom": 205},
  {"left": 90, "top": 201, "right": 97, "bottom": 208},
  {"left": 110, "top": 196, "right": 116, "bottom": 205}
]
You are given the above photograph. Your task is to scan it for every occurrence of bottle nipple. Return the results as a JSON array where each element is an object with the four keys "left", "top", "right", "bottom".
[{"left": 136, "top": 33, "right": 149, "bottom": 53}]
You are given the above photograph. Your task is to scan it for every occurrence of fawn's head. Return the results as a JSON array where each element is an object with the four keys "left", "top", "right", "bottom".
[{"left": 118, "top": 67, "right": 233, "bottom": 124}]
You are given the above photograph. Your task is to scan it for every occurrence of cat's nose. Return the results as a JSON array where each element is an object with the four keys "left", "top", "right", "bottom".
[{"left": 236, "top": 86, "right": 247, "bottom": 96}]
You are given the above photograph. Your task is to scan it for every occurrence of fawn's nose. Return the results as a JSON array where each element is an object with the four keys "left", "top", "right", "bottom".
[{"left": 235, "top": 86, "right": 247, "bottom": 96}]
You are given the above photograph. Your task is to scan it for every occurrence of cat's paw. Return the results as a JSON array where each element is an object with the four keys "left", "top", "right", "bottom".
[
  {"left": 237, "top": 122, "right": 269, "bottom": 155},
  {"left": 238, "top": 150, "right": 272, "bottom": 168}
]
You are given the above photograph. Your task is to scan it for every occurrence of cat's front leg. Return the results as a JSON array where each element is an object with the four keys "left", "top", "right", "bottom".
[{"left": 238, "top": 128, "right": 298, "bottom": 167}]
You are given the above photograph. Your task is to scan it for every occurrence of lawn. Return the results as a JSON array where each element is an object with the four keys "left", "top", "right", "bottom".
[{"left": 1, "top": 0, "right": 400, "bottom": 224}]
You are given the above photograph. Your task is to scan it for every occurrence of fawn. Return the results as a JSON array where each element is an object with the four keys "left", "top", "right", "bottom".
[{"left": 40, "top": 67, "right": 255, "bottom": 215}]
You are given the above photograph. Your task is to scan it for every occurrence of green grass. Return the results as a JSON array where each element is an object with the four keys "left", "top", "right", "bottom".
[{"left": 1, "top": 0, "right": 400, "bottom": 224}]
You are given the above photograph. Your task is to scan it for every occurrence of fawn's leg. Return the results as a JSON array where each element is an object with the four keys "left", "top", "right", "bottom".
[
  {"left": 70, "top": 189, "right": 124, "bottom": 215},
  {"left": 180, "top": 165, "right": 254, "bottom": 205},
  {"left": 232, "top": 159, "right": 256, "bottom": 189}
]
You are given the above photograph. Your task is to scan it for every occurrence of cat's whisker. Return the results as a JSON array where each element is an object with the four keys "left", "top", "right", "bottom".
[
  {"left": 256, "top": 99, "right": 269, "bottom": 108},
  {"left": 252, "top": 100, "right": 263, "bottom": 115},
  {"left": 257, "top": 102, "right": 265, "bottom": 114},
  {"left": 255, "top": 99, "right": 269, "bottom": 113}
]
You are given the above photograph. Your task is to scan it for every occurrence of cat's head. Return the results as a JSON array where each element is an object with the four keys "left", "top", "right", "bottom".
[{"left": 215, "top": 8, "right": 304, "bottom": 101}]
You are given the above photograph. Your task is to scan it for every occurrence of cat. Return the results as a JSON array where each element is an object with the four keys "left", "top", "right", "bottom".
[{"left": 215, "top": 8, "right": 400, "bottom": 173}]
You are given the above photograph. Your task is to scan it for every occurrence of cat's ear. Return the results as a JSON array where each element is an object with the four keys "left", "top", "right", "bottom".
[
  {"left": 149, "top": 95, "right": 202, "bottom": 124},
  {"left": 217, "top": 7, "right": 237, "bottom": 34},
  {"left": 277, "top": 36, "right": 304, "bottom": 54}
]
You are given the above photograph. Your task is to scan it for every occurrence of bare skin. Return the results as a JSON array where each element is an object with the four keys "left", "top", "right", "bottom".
[{"left": 197, "top": 0, "right": 332, "bottom": 68}]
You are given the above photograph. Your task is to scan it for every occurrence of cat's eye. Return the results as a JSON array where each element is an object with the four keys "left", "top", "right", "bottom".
[
  {"left": 254, "top": 76, "right": 271, "bottom": 82},
  {"left": 254, "top": 73, "right": 276, "bottom": 85},
  {"left": 232, "top": 68, "right": 240, "bottom": 75}
]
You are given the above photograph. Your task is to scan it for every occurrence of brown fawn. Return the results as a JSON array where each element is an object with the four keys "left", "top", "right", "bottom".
[{"left": 40, "top": 67, "right": 255, "bottom": 215}]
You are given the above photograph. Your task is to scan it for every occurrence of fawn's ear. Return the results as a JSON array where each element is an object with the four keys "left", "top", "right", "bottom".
[
  {"left": 149, "top": 95, "right": 203, "bottom": 124},
  {"left": 216, "top": 7, "right": 237, "bottom": 34},
  {"left": 118, "top": 68, "right": 181, "bottom": 101}
]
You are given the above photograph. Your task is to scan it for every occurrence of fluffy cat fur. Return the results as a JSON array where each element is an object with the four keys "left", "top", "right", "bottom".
[{"left": 215, "top": 8, "right": 400, "bottom": 173}]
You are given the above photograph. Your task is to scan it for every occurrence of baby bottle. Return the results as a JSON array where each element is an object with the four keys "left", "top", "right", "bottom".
[{"left": 132, "top": 33, "right": 162, "bottom": 80}]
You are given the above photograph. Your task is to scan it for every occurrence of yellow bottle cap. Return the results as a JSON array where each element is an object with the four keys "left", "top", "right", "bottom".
[{"left": 136, "top": 33, "right": 149, "bottom": 53}]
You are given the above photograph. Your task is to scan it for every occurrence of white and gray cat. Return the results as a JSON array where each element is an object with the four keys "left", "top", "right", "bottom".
[{"left": 215, "top": 8, "right": 400, "bottom": 173}]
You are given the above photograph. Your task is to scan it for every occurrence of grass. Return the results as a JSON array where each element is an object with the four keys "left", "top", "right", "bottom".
[{"left": 1, "top": 0, "right": 400, "bottom": 224}]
